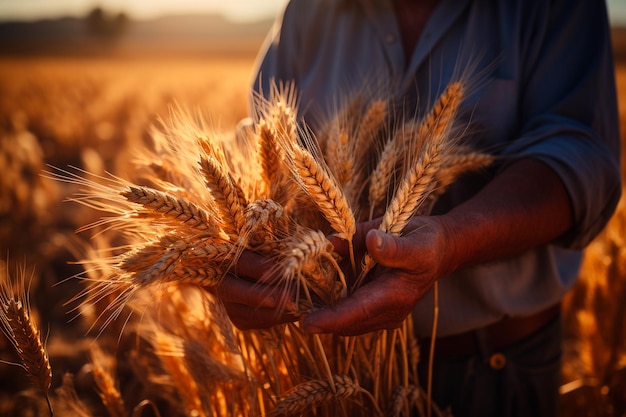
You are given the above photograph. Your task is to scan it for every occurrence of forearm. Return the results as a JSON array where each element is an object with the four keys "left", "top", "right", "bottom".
[{"left": 438, "top": 158, "right": 574, "bottom": 272}]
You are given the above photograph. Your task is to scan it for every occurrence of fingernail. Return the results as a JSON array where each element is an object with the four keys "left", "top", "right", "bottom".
[{"left": 372, "top": 230, "right": 384, "bottom": 250}]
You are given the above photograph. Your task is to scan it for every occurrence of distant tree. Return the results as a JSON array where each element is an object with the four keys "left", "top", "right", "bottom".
[{"left": 86, "top": 6, "right": 129, "bottom": 40}]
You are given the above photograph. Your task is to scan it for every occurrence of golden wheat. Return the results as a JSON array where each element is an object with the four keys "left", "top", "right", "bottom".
[{"left": 42, "top": 75, "right": 498, "bottom": 417}]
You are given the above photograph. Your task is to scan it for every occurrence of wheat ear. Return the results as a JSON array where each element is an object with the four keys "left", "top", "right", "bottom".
[
  {"left": 200, "top": 155, "right": 246, "bottom": 236},
  {"left": 290, "top": 145, "right": 355, "bottom": 240},
  {"left": 360, "top": 99, "right": 460, "bottom": 281},
  {"left": 280, "top": 228, "right": 346, "bottom": 307},
  {"left": 325, "top": 128, "right": 354, "bottom": 188},
  {"left": 0, "top": 271, "right": 53, "bottom": 416},
  {"left": 286, "top": 144, "right": 357, "bottom": 274},
  {"left": 368, "top": 132, "right": 401, "bottom": 220},
  {"left": 415, "top": 81, "right": 465, "bottom": 143},
  {"left": 241, "top": 198, "right": 288, "bottom": 247},
  {"left": 417, "top": 151, "right": 496, "bottom": 216},
  {"left": 353, "top": 99, "right": 388, "bottom": 160},
  {"left": 257, "top": 119, "right": 286, "bottom": 189},
  {"left": 122, "top": 237, "right": 234, "bottom": 288},
  {"left": 121, "top": 185, "right": 221, "bottom": 233},
  {"left": 269, "top": 375, "right": 365, "bottom": 416}
]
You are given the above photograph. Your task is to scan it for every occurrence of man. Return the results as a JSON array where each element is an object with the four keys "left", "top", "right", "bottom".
[{"left": 218, "top": 1, "right": 621, "bottom": 415}]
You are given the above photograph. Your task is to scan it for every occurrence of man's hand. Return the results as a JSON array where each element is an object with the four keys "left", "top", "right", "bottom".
[
  {"left": 301, "top": 158, "right": 575, "bottom": 336},
  {"left": 302, "top": 217, "right": 450, "bottom": 335},
  {"left": 218, "top": 250, "right": 300, "bottom": 330}
]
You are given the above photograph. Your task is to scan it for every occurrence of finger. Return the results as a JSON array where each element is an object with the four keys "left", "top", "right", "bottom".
[
  {"left": 218, "top": 274, "right": 296, "bottom": 312},
  {"left": 224, "top": 302, "right": 299, "bottom": 330},
  {"left": 329, "top": 218, "right": 382, "bottom": 257},
  {"left": 232, "top": 250, "right": 275, "bottom": 283},
  {"left": 301, "top": 278, "right": 406, "bottom": 336},
  {"left": 366, "top": 229, "right": 417, "bottom": 270}
]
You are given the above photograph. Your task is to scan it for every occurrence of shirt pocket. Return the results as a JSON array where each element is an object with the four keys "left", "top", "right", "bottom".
[{"left": 462, "top": 78, "right": 519, "bottom": 152}]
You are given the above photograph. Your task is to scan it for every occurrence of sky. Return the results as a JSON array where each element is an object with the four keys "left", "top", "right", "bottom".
[
  {"left": 0, "top": 0, "right": 291, "bottom": 22},
  {"left": 0, "top": 0, "right": 626, "bottom": 25}
]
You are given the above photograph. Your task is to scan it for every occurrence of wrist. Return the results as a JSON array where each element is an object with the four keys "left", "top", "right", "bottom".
[
  {"left": 431, "top": 212, "right": 473, "bottom": 276},
  {"left": 407, "top": 215, "right": 464, "bottom": 279}
]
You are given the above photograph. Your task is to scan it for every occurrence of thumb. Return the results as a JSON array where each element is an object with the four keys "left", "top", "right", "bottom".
[{"left": 366, "top": 229, "right": 414, "bottom": 269}]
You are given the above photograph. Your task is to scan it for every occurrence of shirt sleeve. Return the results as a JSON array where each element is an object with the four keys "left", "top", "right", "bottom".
[
  {"left": 500, "top": 0, "right": 621, "bottom": 249},
  {"left": 248, "top": 0, "right": 305, "bottom": 117}
]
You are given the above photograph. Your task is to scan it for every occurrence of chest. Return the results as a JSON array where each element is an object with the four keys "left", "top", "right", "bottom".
[{"left": 392, "top": 0, "right": 440, "bottom": 60}]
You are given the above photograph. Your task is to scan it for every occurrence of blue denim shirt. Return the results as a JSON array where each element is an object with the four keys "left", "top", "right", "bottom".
[{"left": 250, "top": 0, "right": 621, "bottom": 336}]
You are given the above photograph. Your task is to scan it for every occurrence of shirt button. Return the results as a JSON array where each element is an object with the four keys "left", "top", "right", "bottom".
[
  {"left": 489, "top": 352, "right": 507, "bottom": 370},
  {"left": 385, "top": 33, "right": 397, "bottom": 43}
]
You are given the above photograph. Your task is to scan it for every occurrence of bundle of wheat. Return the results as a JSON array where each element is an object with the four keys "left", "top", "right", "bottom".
[{"left": 36, "top": 78, "right": 493, "bottom": 416}]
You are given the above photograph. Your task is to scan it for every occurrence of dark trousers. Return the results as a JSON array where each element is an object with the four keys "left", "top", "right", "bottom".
[{"left": 417, "top": 316, "right": 562, "bottom": 417}]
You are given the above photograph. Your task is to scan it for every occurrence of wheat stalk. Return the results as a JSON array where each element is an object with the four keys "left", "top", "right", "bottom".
[
  {"left": 153, "top": 330, "right": 208, "bottom": 417},
  {"left": 90, "top": 346, "right": 126, "bottom": 417},
  {"left": 55, "top": 373, "right": 94, "bottom": 417},
  {"left": 0, "top": 268, "right": 53, "bottom": 416}
]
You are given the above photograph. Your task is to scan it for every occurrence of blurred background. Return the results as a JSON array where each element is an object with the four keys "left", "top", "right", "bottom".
[{"left": 0, "top": 1, "right": 626, "bottom": 416}]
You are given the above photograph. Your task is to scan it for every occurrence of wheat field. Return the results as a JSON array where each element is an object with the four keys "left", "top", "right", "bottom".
[{"left": 0, "top": 54, "right": 625, "bottom": 417}]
